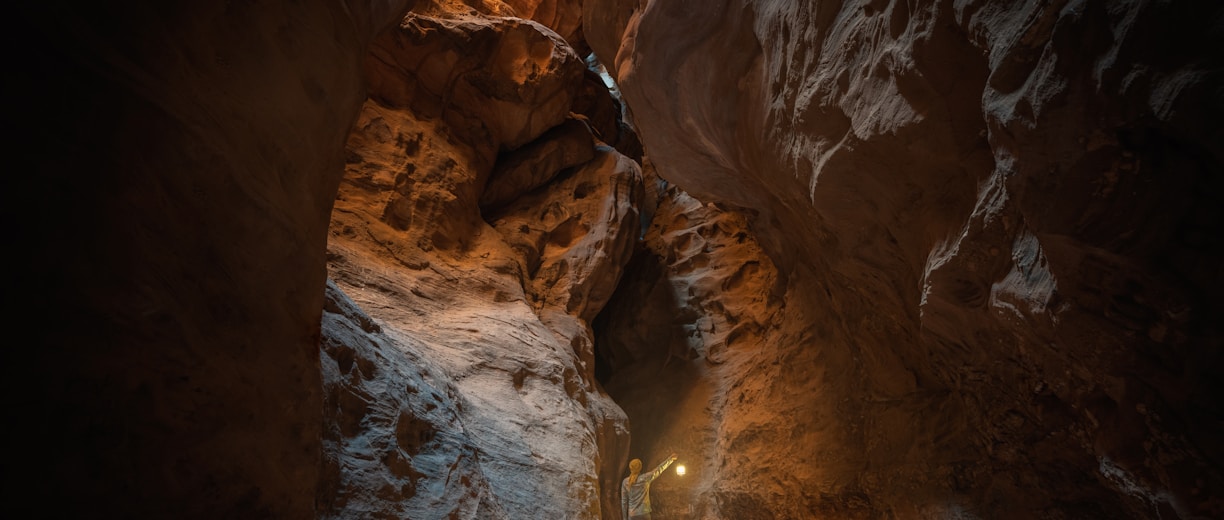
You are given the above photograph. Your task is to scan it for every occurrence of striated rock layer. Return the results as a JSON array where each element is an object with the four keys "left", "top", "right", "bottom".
[{"left": 590, "top": 0, "right": 1223, "bottom": 518}]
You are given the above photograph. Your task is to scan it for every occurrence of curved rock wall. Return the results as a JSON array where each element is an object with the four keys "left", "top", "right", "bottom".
[
  {"left": 15, "top": 1, "right": 411, "bottom": 517},
  {"left": 589, "top": 0, "right": 1223, "bottom": 518}
]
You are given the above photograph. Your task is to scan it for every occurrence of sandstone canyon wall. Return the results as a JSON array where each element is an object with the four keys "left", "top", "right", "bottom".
[
  {"left": 589, "top": 0, "right": 1222, "bottom": 518},
  {"left": 14, "top": 0, "right": 1223, "bottom": 519},
  {"left": 318, "top": 2, "right": 642, "bottom": 518},
  {"left": 15, "top": 1, "right": 412, "bottom": 517}
]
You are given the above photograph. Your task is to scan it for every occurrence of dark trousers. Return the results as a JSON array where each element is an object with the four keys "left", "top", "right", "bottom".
[{"left": 629, "top": 515, "right": 652, "bottom": 520}]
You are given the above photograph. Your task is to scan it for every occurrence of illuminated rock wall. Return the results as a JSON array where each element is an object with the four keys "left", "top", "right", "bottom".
[{"left": 319, "top": 3, "right": 642, "bottom": 518}]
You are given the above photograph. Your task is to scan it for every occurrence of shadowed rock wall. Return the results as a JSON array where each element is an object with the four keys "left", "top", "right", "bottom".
[
  {"left": 589, "top": 0, "right": 1223, "bottom": 518},
  {"left": 13, "top": 1, "right": 412, "bottom": 517}
]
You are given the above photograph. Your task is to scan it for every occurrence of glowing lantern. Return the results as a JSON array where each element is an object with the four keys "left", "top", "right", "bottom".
[{"left": 675, "top": 464, "right": 686, "bottom": 476}]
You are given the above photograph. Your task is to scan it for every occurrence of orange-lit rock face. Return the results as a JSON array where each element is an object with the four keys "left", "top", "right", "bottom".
[
  {"left": 595, "top": 170, "right": 788, "bottom": 518},
  {"left": 589, "top": 0, "right": 1223, "bottom": 518},
  {"left": 320, "top": 5, "right": 640, "bottom": 519},
  {"left": 501, "top": 0, "right": 586, "bottom": 52},
  {"left": 414, "top": 0, "right": 586, "bottom": 51},
  {"left": 366, "top": 12, "right": 585, "bottom": 152}
]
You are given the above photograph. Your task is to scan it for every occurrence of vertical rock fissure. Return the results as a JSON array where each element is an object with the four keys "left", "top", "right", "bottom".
[{"left": 592, "top": 171, "right": 789, "bottom": 518}]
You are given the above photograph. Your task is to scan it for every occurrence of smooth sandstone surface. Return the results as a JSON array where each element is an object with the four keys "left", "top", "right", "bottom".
[
  {"left": 588, "top": 0, "right": 1222, "bottom": 518},
  {"left": 16, "top": 1, "right": 411, "bottom": 517}
]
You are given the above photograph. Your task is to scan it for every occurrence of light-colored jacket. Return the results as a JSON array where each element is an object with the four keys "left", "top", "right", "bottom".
[{"left": 621, "top": 456, "right": 676, "bottom": 519}]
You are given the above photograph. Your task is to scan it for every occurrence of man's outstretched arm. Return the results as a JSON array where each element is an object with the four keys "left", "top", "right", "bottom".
[{"left": 649, "top": 453, "right": 678, "bottom": 481}]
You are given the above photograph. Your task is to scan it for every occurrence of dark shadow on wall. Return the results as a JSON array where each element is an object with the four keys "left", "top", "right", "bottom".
[{"left": 11, "top": 1, "right": 412, "bottom": 517}]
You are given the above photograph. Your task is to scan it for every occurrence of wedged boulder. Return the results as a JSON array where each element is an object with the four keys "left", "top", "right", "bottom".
[
  {"left": 349, "top": 8, "right": 593, "bottom": 249},
  {"left": 365, "top": 11, "right": 585, "bottom": 151}
]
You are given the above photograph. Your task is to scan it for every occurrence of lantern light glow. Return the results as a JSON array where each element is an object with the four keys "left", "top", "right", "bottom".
[{"left": 676, "top": 464, "right": 686, "bottom": 476}]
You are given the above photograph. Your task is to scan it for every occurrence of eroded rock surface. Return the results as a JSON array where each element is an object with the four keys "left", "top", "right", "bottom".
[
  {"left": 320, "top": 279, "right": 506, "bottom": 518},
  {"left": 595, "top": 172, "right": 789, "bottom": 518},
  {"left": 321, "top": 5, "right": 642, "bottom": 518},
  {"left": 589, "top": 0, "right": 1223, "bottom": 518}
]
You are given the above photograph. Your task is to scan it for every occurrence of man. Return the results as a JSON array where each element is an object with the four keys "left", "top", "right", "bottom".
[{"left": 621, "top": 452, "right": 678, "bottom": 520}]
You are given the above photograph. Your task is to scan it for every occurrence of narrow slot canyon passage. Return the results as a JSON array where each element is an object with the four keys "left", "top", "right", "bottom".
[{"left": 15, "top": 1, "right": 1223, "bottom": 520}]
